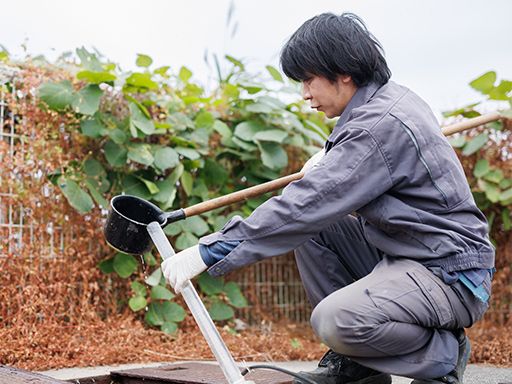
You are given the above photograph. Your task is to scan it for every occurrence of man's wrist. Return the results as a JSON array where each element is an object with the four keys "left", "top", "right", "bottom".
[
  {"left": 199, "top": 243, "right": 216, "bottom": 267},
  {"left": 198, "top": 240, "right": 241, "bottom": 268}
]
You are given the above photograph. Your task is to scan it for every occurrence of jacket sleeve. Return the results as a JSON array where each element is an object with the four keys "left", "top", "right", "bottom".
[{"left": 199, "top": 126, "right": 394, "bottom": 276}]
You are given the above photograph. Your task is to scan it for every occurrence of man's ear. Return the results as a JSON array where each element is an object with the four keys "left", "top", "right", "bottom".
[{"left": 339, "top": 74, "right": 352, "bottom": 84}]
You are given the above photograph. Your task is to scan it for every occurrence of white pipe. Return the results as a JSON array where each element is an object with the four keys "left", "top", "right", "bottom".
[{"left": 147, "top": 222, "right": 253, "bottom": 384}]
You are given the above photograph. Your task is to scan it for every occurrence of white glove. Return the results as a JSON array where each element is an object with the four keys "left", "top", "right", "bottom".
[
  {"left": 301, "top": 148, "right": 325, "bottom": 173},
  {"left": 161, "top": 244, "right": 207, "bottom": 294}
]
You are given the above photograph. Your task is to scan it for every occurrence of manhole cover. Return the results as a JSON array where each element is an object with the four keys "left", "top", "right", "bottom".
[{"left": 110, "top": 362, "right": 292, "bottom": 384}]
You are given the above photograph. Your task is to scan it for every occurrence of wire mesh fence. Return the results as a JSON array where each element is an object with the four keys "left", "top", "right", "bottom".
[
  {"left": 230, "top": 254, "right": 311, "bottom": 324},
  {"left": 0, "top": 67, "right": 25, "bottom": 257},
  {"left": 0, "top": 67, "right": 68, "bottom": 260}
]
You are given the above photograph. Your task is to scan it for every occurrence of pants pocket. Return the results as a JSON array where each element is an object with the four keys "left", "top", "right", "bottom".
[{"left": 408, "top": 270, "right": 454, "bottom": 327}]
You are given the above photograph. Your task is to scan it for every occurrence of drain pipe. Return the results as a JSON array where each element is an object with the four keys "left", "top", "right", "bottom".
[{"left": 147, "top": 222, "right": 254, "bottom": 384}]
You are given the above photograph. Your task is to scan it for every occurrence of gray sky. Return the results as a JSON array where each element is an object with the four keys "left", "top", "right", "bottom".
[{"left": 2, "top": 0, "right": 511, "bottom": 119}]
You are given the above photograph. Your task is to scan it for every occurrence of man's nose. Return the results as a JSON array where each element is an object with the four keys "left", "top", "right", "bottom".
[{"left": 302, "top": 84, "right": 311, "bottom": 100}]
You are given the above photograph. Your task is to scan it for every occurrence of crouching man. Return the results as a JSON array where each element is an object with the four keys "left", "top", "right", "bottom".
[{"left": 163, "top": 12, "right": 494, "bottom": 384}]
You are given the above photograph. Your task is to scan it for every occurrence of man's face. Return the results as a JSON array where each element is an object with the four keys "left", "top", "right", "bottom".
[{"left": 302, "top": 75, "right": 357, "bottom": 118}]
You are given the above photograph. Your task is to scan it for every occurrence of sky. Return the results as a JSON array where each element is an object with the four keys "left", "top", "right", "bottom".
[{"left": 1, "top": 0, "right": 511, "bottom": 120}]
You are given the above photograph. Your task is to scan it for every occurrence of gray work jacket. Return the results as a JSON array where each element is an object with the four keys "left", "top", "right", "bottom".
[{"left": 200, "top": 81, "right": 495, "bottom": 277}]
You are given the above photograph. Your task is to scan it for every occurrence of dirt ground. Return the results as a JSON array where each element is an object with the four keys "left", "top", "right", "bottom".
[{"left": 1, "top": 314, "right": 510, "bottom": 371}]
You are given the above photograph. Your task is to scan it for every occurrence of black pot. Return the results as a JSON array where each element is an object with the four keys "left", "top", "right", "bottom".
[{"left": 104, "top": 195, "right": 185, "bottom": 255}]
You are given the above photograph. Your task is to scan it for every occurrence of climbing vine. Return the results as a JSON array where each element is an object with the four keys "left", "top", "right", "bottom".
[{"left": 33, "top": 48, "right": 332, "bottom": 332}]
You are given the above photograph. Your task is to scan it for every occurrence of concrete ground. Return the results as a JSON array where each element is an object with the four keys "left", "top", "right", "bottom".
[{"left": 40, "top": 361, "right": 512, "bottom": 384}]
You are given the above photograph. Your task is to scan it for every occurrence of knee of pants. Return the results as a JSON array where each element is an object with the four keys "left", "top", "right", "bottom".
[{"left": 310, "top": 297, "right": 376, "bottom": 355}]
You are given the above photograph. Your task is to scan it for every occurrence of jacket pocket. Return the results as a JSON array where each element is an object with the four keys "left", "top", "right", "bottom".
[{"left": 390, "top": 112, "right": 469, "bottom": 210}]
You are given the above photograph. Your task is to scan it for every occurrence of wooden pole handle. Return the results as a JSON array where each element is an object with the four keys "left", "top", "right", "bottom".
[
  {"left": 441, "top": 111, "right": 501, "bottom": 136},
  {"left": 183, "top": 171, "right": 304, "bottom": 217},
  {"left": 183, "top": 112, "right": 502, "bottom": 217}
]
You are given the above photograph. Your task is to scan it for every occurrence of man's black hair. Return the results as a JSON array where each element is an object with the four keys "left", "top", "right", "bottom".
[{"left": 280, "top": 13, "right": 391, "bottom": 87}]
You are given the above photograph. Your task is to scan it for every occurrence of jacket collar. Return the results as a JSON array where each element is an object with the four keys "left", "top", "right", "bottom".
[
  {"left": 324, "top": 82, "right": 382, "bottom": 151},
  {"left": 334, "top": 81, "right": 381, "bottom": 130}
]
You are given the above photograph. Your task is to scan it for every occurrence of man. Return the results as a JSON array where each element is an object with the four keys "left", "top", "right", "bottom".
[{"left": 162, "top": 12, "right": 494, "bottom": 384}]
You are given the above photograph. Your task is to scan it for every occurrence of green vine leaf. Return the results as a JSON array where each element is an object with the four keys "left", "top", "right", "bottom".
[
  {"left": 469, "top": 71, "right": 496, "bottom": 94},
  {"left": 208, "top": 301, "right": 235, "bottom": 321},
  {"left": 77, "top": 70, "right": 116, "bottom": 84},
  {"left": 72, "top": 84, "right": 102, "bottom": 115},
  {"left": 259, "top": 141, "right": 288, "bottom": 170},
  {"left": 179, "top": 66, "right": 193, "bottom": 83},
  {"left": 136, "top": 53, "right": 153, "bottom": 68},
  {"left": 154, "top": 147, "right": 179, "bottom": 171},
  {"left": 145, "top": 303, "right": 164, "bottom": 326},
  {"left": 128, "top": 296, "right": 147, "bottom": 311},
  {"left": 145, "top": 268, "right": 162, "bottom": 287},
  {"left": 76, "top": 47, "right": 103, "bottom": 71},
  {"left": 462, "top": 133, "right": 489, "bottom": 156},
  {"left": 131, "top": 281, "right": 147, "bottom": 297},
  {"left": 127, "top": 144, "right": 154, "bottom": 166},
  {"left": 175, "top": 147, "right": 200, "bottom": 160},
  {"left": 84, "top": 179, "right": 109, "bottom": 209},
  {"left": 138, "top": 177, "right": 159, "bottom": 195},
  {"left": 104, "top": 140, "right": 127, "bottom": 167},
  {"left": 483, "top": 169, "right": 504, "bottom": 184},
  {"left": 122, "top": 175, "right": 151, "bottom": 200},
  {"left": 151, "top": 285, "right": 175, "bottom": 301},
  {"left": 266, "top": 65, "right": 283, "bottom": 82},
  {"left": 175, "top": 232, "right": 198, "bottom": 250},
  {"left": 479, "top": 180, "right": 501, "bottom": 203},
  {"left": 38, "top": 81, "right": 76, "bottom": 111},
  {"left": 57, "top": 176, "right": 94, "bottom": 213},
  {"left": 474, "top": 159, "right": 490, "bottom": 178},
  {"left": 113, "top": 252, "right": 138, "bottom": 278},
  {"left": 224, "top": 282, "right": 248, "bottom": 308},
  {"left": 181, "top": 216, "right": 209, "bottom": 236},
  {"left": 161, "top": 321, "right": 178, "bottom": 334},
  {"left": 98, "top": 257, "right": 115, "bottom": 274},
  {"left": 125, "top": 72, "right": 158, "bottom": 90},
  {"left": 129, "top": 102, "right": 155, "bottom": 135},
  {"left": 197, "top": 273, "right": 224, "bottom": 295},
  {"left": 180, "top": 171, "right": 194, "bottom": 196},
  {"left": 160, "top": 302, "right": 186, "bottom": 322},
  {"left": 253, "top": 129, "right": 288, "bottom": 143},
  {"left": 448, "top": 135, "right": 466, "bottom": 148},
  {"left": 234, "top": 121, "right": 266, "bottom": 141},
  {"left": 500, "top": 188, "right": 512, "bottom": 202},
  {"left": 81, "top": 118, "right": 106, "bottom": 138}
]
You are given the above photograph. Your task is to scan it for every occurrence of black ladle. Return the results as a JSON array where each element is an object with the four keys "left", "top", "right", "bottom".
[{"left": 103, "top": 172, "right": 304, "bottom": 255}]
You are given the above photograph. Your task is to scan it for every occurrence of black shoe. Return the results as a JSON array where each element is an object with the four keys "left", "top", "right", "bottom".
[
  {"left": 411, "top": 329, "right": 471, "bottom": 384},
  {"left": 293, "top": 349, "right": 392, "bottom": 384}
]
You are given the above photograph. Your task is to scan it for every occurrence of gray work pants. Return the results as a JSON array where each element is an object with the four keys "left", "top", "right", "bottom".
[{"left": 294, "top": 215, "right": 490, "bottom": 379}]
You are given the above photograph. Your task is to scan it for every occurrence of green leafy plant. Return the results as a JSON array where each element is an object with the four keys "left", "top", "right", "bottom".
[
  {"left": 197, "top": 272, "right": 248, "bottom": 321},
  {"left": 37, "top": 47, "right": 331, "bottom": 331},
  {"left": 444, "top": 71, "right": 512, "bottom": 236}
]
